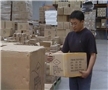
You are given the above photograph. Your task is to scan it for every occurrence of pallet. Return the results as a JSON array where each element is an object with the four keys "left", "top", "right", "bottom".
[{"left": 44, "top": 77, "right": 61, "bottom": 90}]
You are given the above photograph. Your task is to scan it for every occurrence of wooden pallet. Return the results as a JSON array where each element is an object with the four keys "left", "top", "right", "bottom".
[{"left": 44, "top": 77, "right": 61, "bottom": 90}]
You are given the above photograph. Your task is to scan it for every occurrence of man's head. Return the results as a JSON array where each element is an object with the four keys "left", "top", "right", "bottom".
[{"left": 70, "top": 10, "right": 85, "bottom": 32}]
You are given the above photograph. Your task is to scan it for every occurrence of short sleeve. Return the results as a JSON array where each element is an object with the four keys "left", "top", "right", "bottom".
[
  {"left": 61, "top": 33, "right": 70, "bottom": 53},
  {"left": 87, "top": 32, "right": 97, "bottom": 54}
]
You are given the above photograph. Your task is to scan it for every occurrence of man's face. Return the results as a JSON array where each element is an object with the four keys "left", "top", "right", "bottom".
[{"left": 70, "top": 18, "right": 84, "bottom": 32}]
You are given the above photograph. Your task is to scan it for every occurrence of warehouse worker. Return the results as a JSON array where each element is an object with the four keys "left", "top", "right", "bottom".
[{"left": 48, "top": 10, "right": 97, "bottom": 90}]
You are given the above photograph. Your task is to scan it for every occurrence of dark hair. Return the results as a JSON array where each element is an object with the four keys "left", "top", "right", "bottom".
[{"left": 70, "top": 10, "right": 84, "bottom": 21}]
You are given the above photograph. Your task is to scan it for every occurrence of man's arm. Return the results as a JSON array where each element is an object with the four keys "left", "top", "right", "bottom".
[
  {"left": 80, "top": 32, "right": 97, "bottom": 78},
  {"left": 80, "top": 53, "right": 97, "bottom": 78},
  {"left": 87, "top": 53, "right": 97, "bottom": 73}
]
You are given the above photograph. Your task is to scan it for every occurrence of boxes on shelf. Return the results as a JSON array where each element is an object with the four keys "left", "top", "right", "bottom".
[
  {"left": 101, "top": 19, "right": 106, "bottom": 28},
  {"left": 97, "top": 8, "right": 106, "bottom": 17}
]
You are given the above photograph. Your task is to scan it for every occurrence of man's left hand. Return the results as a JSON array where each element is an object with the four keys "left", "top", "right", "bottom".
[{"left": 79, "top": 71, "right": 90, "bottom": 78}]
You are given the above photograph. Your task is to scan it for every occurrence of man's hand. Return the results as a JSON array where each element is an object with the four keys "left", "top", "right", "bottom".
[
  {"left": 79, "top": 70, "right": 90, "bottom": 78},
  {"left": 47, "top": 52, "right": 54, "bottom": 63},
  {"left": 47, "top": 56, "right": 53, "bottom": 62},
  {"left": 47, "top": 51, "right": 62, "bottom": 63}
]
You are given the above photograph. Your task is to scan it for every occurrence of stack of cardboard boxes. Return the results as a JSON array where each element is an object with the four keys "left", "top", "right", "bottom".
[
  {"left": 39, "top": 7, "right": 45, "bottom": 23},
  {"left": 12, "top": 1, "right": 33, "bottom": 22},
  {"left": 1, "top": 1, "right": 11, "bottom": 20},
  {"left": 57, "top": 1, "right": 81, "bottom": 44},
  {"left": 0, "top": 21, "right": 15, "bottom": 38}
]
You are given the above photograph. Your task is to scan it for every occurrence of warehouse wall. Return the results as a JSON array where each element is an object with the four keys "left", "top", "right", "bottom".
[{"left": 32, "top": 1, "right": 53, "bottom": 20}]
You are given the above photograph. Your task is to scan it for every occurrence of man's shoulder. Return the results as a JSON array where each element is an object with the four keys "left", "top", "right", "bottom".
[{"left": 84, "top": 28, "right": 93, "bottom": 35}]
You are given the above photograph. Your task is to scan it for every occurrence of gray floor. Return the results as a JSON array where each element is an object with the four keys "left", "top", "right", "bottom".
[{"left": 56, "top": 40, "right": 108, "bottom": 90}]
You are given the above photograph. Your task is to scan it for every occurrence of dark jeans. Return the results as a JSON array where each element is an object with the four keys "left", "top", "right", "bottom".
[{"left": 69, "top": 72, "right": 92, "bottom": 90}]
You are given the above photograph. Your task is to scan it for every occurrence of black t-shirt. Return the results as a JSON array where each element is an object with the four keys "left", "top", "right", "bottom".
[{"left": 62, "top": 28, "right": 97, "bottom": 66}]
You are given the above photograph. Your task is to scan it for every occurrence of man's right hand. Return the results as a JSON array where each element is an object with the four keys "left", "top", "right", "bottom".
[
  {"left": 47, "top": 51, "right": 62, "bottom": 63},
  {"left": 47, "top": 52, "right": 54, "bottom": 63}
]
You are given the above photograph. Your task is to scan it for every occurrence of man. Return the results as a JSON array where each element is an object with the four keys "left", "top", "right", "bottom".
[{"left": 48, "top": 10, "right": 97, "bottom": 90}]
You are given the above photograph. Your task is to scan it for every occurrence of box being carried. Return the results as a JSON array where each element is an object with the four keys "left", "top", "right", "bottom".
[{"left": 50, "top": 53, "right": 87, "bottom": 77}]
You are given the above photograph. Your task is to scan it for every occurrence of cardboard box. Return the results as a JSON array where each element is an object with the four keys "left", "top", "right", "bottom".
[
  {"left": 1, "top": 21, "right": 5, "bottom": 29},
  {"left": 66, "top": 29, "right": 71, "bottom": 36},
  {"left": 60, "top": 36, "right": 66, "bottom": 45},
  {"left": 16, "top": 33, "right": 22, "bottom": 42},
  {"left": 52, "top": 36, "right": 60, "bottom": 44},
  {"left": 1, "top": 29, "right": 13, "bottom": 37},
  {"left": 62, "top": 2, "right": 69, "bottom": 7},
  {"left": 40, "top": 41, "right": 52, "bottom": 47},
  {"left": 64, "top": 22, "right": 70, "bottom": 29},
  {"left": 44, "top": 29, "right": 57, "bottom": 38},
  {"left": 5, "top": 21, "right": 15, "bottom": 29},
  {"left": 57, "top": 22, "right": 64, "bottom": 29},
  {"left": 57, "top": 7, "right": 64, "bottom": 15},
  {"left": 101, "top": 19, "right": 106, "bottom": 28},
  {"left": 63, "top": 16, "right": 68, "bottom": 22},
  {"left": 57, "top": 15, "right": 67, "bottom": 22},
  {"left": 64, "top": 7, "right": 71, "bottom": 15},
  {"left": 57, "top": 29, "right": 66, "bottom": 37},
  {"left": 96, "top": 22, "right": 101, "bottom": 28},
  {"left": 1, "top": 45, "right": 45, "bottom": 90},
  {"left": 50, "top": 53, "right": 87, "bottom": 77},
  {"left": 58, "top": 2, "right": 63, "bottom": 8},
  {"left": 17, "top": 23, "right": 29, "bottom": 30}
]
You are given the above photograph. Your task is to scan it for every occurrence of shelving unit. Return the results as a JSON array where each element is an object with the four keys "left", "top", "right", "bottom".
[{"left": 94, "top": 1, "right": 107, "bottom": 39}]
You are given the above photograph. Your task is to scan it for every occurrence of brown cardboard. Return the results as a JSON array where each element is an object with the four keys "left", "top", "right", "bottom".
[
  {"left": 5, "top": 21, "right": 15, "bottom": 29},
  {"left": 62, "top": 2, "right": 69, "bottom": 7},
  {"left": 1, "top": 21, "right": 5, "bottom": 29},
  {"left": 1, "top": 29, "right": 13, "bottom": 37},
  {"left": 40, "top": 41, "right": 52, "bottom": 47},
  {"left": 64, "top": 22, "right": 70, "bottom": 29},
  {"left": 58, "top": 2, "right": 63, "bottom": 8},
  {"left": 57, "top": 7, "right": 64, "bottom": 15},
  {"left": 16, "top": 33, "right": 21, "bottom": 42},
  {"left": 64, "top": 7, "right": 71, "bottom": 15},
  {"left": 57, "top": 22, "right": 64, "bottom": 29},
  {"left": 1, "top": 45, "right": 45, "bottom": 90},
  {"left": 57, "top": 29, "right": 66, "bottom": 37},
  {"left": 60, "top": 36, "right": 66, "bottom": 45},
  {"left": 17, "top": 23, "right": 29, "bottom": 30},
  {"left": 57, "top": 15, "right": 67, "bottom": 22},
  {"left": 52, "top": 36, "right": 60, "bottom": 44},
  {"left": 44, "top": 29, "right": 57, "bottom": 38},
  {"left": 50, "top": 53, "right": 87, "bottom": 77},
  {"left": 63, "top": 16, "right": 68, "bottom": 22},
  {"left": 101, "top": 19, "right": 106, "bottom": 28},
  {"left": 66, "top": 29, "right": 71, "bottom": 36}
]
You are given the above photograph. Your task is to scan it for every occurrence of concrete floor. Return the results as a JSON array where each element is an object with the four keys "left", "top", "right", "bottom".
[{"left": 56, "top": 40, "right": 108, "bottom": 90}]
